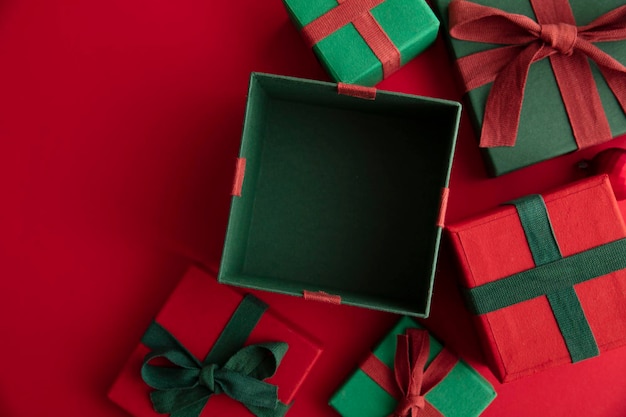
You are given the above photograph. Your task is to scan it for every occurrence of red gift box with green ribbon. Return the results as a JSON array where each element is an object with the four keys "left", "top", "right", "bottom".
[
  {"left": 432, "top": 0, "right": 626, "bottom": 176},
  {"left": 447, "top": 175, "right": 626, "bottom": 382},
  {"left": 108, "top": 267, "right": 323, "bottom": 417}
]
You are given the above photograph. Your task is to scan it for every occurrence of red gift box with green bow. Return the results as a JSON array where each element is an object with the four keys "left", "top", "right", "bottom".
[
  {"left": 447, "top": 175, "right": 626, "bottom": 382},
  {"left": 108, "top": 267, "right": 322, "bottom": 417}
]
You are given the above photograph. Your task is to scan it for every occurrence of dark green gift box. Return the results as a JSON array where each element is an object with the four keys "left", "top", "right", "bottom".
[
  {"left": 282, "top": 0, "right": 440, "bottom": 86},
  {"left": 432, "top": 0, "right": 626, "bottom": 176},
  {"left": 218, "top": 73, "right": 460, "bottom": 317},
  {"left": 329, "top": 316, "right": 496, "bottom": 417}
]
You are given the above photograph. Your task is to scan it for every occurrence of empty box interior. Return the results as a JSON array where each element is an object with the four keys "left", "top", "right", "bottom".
[{"left": 219, "top": 73, "right": 460, "bottom": 317}]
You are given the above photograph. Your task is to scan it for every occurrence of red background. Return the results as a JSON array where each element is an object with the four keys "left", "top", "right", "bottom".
[{"left": 1, "top": 1, "right": 626, "bottom": 416}]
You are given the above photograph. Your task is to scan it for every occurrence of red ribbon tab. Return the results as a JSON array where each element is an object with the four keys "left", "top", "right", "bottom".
[
  {"left": 303, "top": 290, "right": 342, "bottom": 305},
  {"left": 360, "top": 329, "right": 457, "bottom": 417},
  {"left": 448, "top": 0, "right": 626, "bottom": 148},
  {"left": 231, "top": 158, "right": 246, "bottom": 197},
  {"left": 301, "top": 0, "right": 401, "bottom": 79},
  {"left": 338, "top": 83, "right": 377, "bottom": 100},
  {"left": 436, "top": 188, "right": 450, "bottom": 228}
]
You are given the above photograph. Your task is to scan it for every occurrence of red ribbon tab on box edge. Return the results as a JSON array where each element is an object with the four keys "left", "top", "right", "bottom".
[
  {"left": 360, "top": 328, "right": 457, "bottom": 417},
  {"left": 303, "top": 290, "right": 342, "bottom": 305},
  {"left": 436, "top": 188, "right": 450, "bottom": 228},
  {"left": 337, "top": 83, "right": 377, "bottom": 100},
  {"left": 301, "top": 0, "right": 401, "bottom": 79},
  {"left": 448, "top": 0, "right": 626, "bottom": 148},
  {"left": 231, "top": 157, "right": 246, "bottom": 197}
]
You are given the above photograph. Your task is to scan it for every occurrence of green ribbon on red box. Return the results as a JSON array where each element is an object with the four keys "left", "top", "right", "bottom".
[
  {"left": 448, "top": 0, "right": 626, "bottom": 148},
  {"left": 301, "top": 0, "right": 401, "bottom": 79},
  {"left": 141, "top": 294, "right": 290, "bottom": 417},
  {"left": 464, "top": 195, "right": 626, "bottom": 362},
  {"left": 360, "top": 328, "right": 458, "bottom": 417}
]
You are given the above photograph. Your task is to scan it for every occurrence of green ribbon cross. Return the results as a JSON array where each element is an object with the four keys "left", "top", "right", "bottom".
[
  {"left": 464, "top": 195, "right": 626, "bottom": 362},
  {"left": 141, "top": 294, "right": 290, "bottom": 417}
]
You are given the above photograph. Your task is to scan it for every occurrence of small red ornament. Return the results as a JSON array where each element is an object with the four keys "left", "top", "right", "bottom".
[{"left": 587, "top": 148, "right": 626, "bottom": 200}]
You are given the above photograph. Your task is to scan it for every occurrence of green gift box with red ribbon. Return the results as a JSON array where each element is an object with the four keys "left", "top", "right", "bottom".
[
  {"left": 282, "top": 0, "right": 440, "bottom": 86},
  {"left": 432, "top": 0, "right": 626, "bottom": 176},
  {"left": 108, "top": 267, "right": 323, "bottom": 417},
  {"left": 447, "top": 175, "right": 626, "bottom": 382},
  {"left": 329, "top": 316, "right": 496, "bottom": 417}
]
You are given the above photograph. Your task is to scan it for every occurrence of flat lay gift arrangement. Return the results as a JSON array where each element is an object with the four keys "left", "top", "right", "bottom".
[
  {"left": 108, "top": 267, "right": 323, "bottom": 417},
  {"left": 100, "top": 0, "right": 626, "bottom": 415},
  {"left": 218, "top": 73, "right": 460, "bottom": 317},
  {"left": 330, "top": 316, "right": 496, "bottom": 417},
  {"left": 433, "top": 0, "right": 626, "bottom": 176},
  {"left": 447, "top": 175, "right": 626, "bottom": 382}
]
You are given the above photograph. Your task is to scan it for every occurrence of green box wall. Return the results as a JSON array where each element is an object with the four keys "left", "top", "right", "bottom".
[{"left": 219, "top": 73, "right": 460, "bottom": 317}]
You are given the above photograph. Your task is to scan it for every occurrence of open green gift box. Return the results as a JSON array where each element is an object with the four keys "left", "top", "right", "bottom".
[{"left": 218, "top": 73, "right": 460, "bottom": 317}]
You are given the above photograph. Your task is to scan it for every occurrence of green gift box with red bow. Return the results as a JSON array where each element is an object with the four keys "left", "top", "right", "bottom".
[
  {"left": 433, "top": 0, "right": 626, "bottom": 176},
  {"left": 108, "top": 267, "right": 322, "bottom": 417},
  {"left": 329, "top": 316, "right": 496, "bottom": 417}
]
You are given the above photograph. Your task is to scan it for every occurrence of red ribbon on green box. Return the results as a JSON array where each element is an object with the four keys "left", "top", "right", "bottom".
[
  {"left": 448, "top": 0, "right": 626, "bottom": 148},
  {"left": 140, "top": 294, "right": 290, "bottom": 417},
  {"left": 301, "top": 0, "right": 401, "bottom": 79},
  {"left": 360, "top": 329, "right": 458, "bottom": 417}
]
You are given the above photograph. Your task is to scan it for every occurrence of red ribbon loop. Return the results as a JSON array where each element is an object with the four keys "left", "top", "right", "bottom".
[
  {"left": 392, "top": 329, "right": 429, "bottom": 417},
  {"left": 391, "top": 329, "right": 458, "bottom": 417},
  {"left": 449, "top": 0, "right": 626, "bottom": 148},
  {"left": 360, "top": 328, "right": 458, "bottom": 417}
]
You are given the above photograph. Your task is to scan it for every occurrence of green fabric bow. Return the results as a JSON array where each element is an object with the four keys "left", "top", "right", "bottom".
[{"left": 141, "top": 294, "right": 290, "bottom": 417}]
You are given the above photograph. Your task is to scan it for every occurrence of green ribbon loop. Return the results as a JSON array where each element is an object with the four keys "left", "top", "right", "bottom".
[{"left": 141, "top": 294, "right": 291, "bottom": 417}]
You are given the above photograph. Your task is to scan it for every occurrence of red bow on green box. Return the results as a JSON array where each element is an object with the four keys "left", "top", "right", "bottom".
[
  {"left": 360, "top": 329, "right": 458, "bottom": 417},
  {"left": 449, "top": 0, "right": 626, "bottom": 148}
]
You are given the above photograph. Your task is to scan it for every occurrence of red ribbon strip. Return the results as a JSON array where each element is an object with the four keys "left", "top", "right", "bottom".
[
  {"left": 301, "top": 0, "right": 401, "bottom": 79},
  {"left": 231, "top": 158, "right": 246, "bottom": 197},
  {"left": 448, "top": 0, "right": 626, "bottom": 148},
  {"left": 436, "top": 188, "right": 450, "bottom": 228},
  {"left": 337, "top": 82, "right": 377, "bottom": 100},
  {"left": 360, "top": 329, "right": 457, "bottom": 417},
  {"left": 303, "top": 290, "right": 342, "bottom": 305}
]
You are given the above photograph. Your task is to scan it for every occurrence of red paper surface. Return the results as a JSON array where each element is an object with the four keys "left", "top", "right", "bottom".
[
  {"left": 2, "top": 1, "right": 626, "bottom": 417},
  {"left": 447, "top": 176, "right": 626, "bottom": 382},
  {"left": 108, "top": 267, "right": 322, "bottom": 416}
]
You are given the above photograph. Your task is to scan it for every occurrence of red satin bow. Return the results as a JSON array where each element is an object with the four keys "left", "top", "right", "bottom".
[
  {"left": 360, "top": 329, "right": 458, "bottom": 417},
  {"left": 448, "top": 0, "right": 626, "bottom": 148}
]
